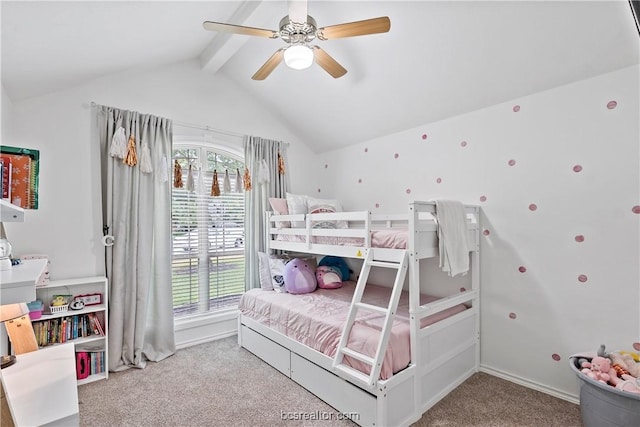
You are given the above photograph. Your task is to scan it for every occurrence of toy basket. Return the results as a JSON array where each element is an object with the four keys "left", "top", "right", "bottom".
[
  {"left": 49, "top": 304, "right": 69, "bottom": 314},
  {"left": 570, "top": 356, "right": 640, "bottom": 427}
]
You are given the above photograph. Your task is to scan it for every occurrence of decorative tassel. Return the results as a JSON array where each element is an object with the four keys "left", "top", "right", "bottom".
[
  {"left": 278, "top": 152, "right": 285, "bottom": 175},
  {"left": 211, "top": 170, "right": 221, "bottom": 196},
  {"left": 223, "top": 169, "right": 231, "bottom": 193},
  {"left": 186, "top": 165, "right": 195, "bottom": 192},
  {"left": 158, "top": 155, "right": 169, "bottom": 183},
  {"left": 243, "top": 167, "right": 252, "bottom": 191},
  {"left": 123, "top": 135, "right": 138, "bottom": 166},
  {"left": 173, "top": 160, "right": 183, "bottom": 188},
  {"left": 235, "top": 168, "right": 242, "bottom": 193},
  {"left": 109, "top": 127, "right": 127, "bottom": 159},
  {"left": 139, "top": 140, "right": 153, "bottom": 174}
]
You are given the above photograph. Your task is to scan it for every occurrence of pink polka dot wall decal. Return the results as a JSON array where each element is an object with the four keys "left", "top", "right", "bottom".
[
  {"left": 324, "top": 164, "right": 328, "bottom": 169},
  {"left": 460, "top": 141, "right": 467, "bottom": 147},
  {"left": 479, "top": 195, "right": 487, "bottom": 202},
  {"left": 460, "top": 287, "right": 466, "bottom": 292},
  {"left": 575, "top": 235, "right": 585, "bottom": 243},
  {"left": 513, "top": 105, "right": 521, "bottom": 112},
  {"left": 518, "top": 266, "right": 527, "bottom": 273},
  {"left": 406, "top": 188, "right": 411, "bottom": 194},
  {"left": 508, "top": 159, "right": 516, "bottom": 166},
  {"left": 632, "top": 205, "right": 640, "bottom": 214},
  {"left": 394, "top": 153, "right": 399, "bottom": 159},
  {"left": 509, "top": 312, "right": 517, "bottom": 320},
  {"left": 358, "top": 178, "right": 362, "bottom": 184},
  {"left": 578, "top": 274, "right": 588, "bottom": 283},
  {"left": 607, "top": 100, "right": 617, "bottom": 109},
  {"left": 364, "top": 147, "right": 368, "bottom": 153},
  {"left": 528, "top": 203, "right": 538, "bottom": 211},
  {"left": 436, "top": 177, "right": 442, "bottom": 184},
  {"left": 573, "top": 165, "right": 583, "bottom": 173},
  {"left": 375, "top": 203, "right": 380, "bottom": 208},
  {"left": 633, "top": 342, "right": 640, "bottom": 351},
  {"left": 483, "top": 229, "right": 490, "bottom": 236},
  {"left": 422, "top": 134, "right": 427, "bottom": 140},
  {"left": 552, "top": 354, "right": 561, "bottom": 362},
  {"left": 317, "top": 188, "right": 321, "bottom": 193}
]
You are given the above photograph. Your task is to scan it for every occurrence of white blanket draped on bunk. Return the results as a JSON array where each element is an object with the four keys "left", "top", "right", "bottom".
[{"left": 434, "top": 200, "right": 470, "bottom": 277}]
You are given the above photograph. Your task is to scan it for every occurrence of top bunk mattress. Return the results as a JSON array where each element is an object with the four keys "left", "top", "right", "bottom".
[
  {"left": 239, "top": 281, "right": 467, "bottom": 380},
  {"left": 274, "top": 229, "right": 408, "bottom": 249}
]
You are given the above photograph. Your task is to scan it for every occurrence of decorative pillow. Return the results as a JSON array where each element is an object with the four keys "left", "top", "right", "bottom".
[
  {"left": 284, "top": 258, "right": 317, "bottom": 294},
  {"left": 268, "top": 197, "right": 290, "bottom": 229},
  {"left": 285, "top": 193, "right": 307, "bottom": 228},
  {"left": 316, "top": 265, "right": 343, "bottom": 289},
  {"left": 307, "top": 196, "right": 347, "bottom": 229},
  {"left": 257, "top": 252, "right": 273, "bottom": 290},
  {"left": 268, "top": 256, "right": 290, "bottom": 293}
]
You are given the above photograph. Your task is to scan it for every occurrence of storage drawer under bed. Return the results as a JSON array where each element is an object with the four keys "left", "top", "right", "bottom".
[{"left": 241, "top": 325, "right": 291, "bottom": 377}]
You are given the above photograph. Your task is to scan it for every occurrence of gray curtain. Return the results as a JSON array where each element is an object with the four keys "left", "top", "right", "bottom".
[
  {"left": 96, "top": 105, "right": 176, "bottom": 371},
  {"left": 244, "top": 136, "right": 289, "bottom": 289}
]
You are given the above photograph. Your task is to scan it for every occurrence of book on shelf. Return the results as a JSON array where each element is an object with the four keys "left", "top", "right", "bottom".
[{"left": 33, "top": 313, "right": 105, "bottom": 346}]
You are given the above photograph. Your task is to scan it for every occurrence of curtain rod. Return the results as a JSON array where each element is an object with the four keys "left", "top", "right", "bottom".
[{"left": 90, "top": 101, "right": 245, "bottom": 139}]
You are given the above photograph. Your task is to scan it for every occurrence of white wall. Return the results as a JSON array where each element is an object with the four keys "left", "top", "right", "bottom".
[
  {"left": 312, "top": 65, "right": 640, "bottom": 400},
  {"left": 3, "top": 59, "right": 316, "bottom": 279},
  {"left": 1, "top": 83, "right": 14, "bottom": 141}
]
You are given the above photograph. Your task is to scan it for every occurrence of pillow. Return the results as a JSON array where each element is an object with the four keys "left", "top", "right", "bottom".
[
  {"left": 307, "top": 196, "right": 347, "bottom": 229},
  {"left": 257, "top": 252, "right": 273, "bottom": 290},
  {"left": 285, "top": 193, "right": 307, "bottom": 228},
  {"left": 268, "top": 197, "right": 290, "bottom": 229},
  {"left": 268, "top": 256, "right": 289, "bottom": 293}
]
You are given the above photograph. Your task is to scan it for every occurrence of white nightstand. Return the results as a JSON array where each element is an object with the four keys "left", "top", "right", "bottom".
[{"left": 0, "top": 343, "right": 79, "bottom": 426}]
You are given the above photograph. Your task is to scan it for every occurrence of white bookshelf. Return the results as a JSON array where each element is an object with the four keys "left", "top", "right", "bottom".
[{"left": 34, "top": 276, "right": 109, "bottom": 385}]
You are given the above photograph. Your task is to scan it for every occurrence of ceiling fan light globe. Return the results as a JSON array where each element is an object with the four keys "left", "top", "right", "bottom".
[{"left": 284, "top": 45, "right": 313, "bottom": 70}]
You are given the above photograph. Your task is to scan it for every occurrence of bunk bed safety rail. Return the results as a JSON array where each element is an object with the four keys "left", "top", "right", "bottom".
[{"left": 412, "top": 290, "right": 478, "bottom": 320}]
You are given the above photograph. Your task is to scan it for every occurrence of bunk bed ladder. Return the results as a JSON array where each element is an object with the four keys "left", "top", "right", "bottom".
[{"left": 332, "top": 249, "right": 409, "bottom": 388}]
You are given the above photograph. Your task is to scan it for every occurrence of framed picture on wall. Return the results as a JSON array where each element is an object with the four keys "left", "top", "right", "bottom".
[{"left": 0, "top": 145, "right": 40, "bottom": 209}]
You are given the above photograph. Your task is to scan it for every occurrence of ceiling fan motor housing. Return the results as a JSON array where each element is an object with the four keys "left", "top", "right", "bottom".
[{"left": 279, "top": 15, "right": 317, "bottom": 44}]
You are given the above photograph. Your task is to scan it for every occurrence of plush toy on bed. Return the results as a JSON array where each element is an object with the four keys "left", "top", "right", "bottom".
[
  {"left": 316, "top": 265, "right": 343, "bottom": 289},
  {"left": 318, "top": 256, "right": 351, "bottom": 281},
  {"left": 284, "top": 258, "right": 317, "bottom": 294},
  {"left": 581, "top": 356, "right": 613, "bottom": 384}
]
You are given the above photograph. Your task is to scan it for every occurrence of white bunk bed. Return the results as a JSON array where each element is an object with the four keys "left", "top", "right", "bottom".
[{"left": 238, "top": 201, "right": 480, "bottom": 427}]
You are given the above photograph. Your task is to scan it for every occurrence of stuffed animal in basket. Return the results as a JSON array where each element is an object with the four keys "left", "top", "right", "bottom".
[
  {"left": 284, "top": 258, "right": 317, "bottom": 294},
  {"left": 581, "top": 356, "right": 612, "bottom": 384}
]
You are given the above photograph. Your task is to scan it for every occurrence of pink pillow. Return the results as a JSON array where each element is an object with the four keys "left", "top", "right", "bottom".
[{"left": 269, "top": 197, "right": 290, "bottom": 228}]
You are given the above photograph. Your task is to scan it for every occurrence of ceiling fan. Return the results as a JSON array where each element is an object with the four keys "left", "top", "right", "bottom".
[{"left": 203, "top": 0, "right": 390, "bottom": 80}]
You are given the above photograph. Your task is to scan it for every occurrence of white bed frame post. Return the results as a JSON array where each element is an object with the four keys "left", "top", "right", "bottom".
[
  {"left": 407, "top": 202, "right": 422, "bottom": 416},
  {"left": 470, "top": 206, "right": 481, "bottom": 370}
]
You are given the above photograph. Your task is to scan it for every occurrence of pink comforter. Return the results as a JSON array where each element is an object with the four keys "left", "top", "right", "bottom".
[{"left": 239, "top": 281, "right": 466, "bottom": 380}]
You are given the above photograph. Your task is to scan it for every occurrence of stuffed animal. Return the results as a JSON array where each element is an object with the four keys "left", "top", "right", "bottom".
[
  {"left": 610, "top": 352, "right": 640, "bottom": 378},
  {"left": 581, "top": 356, "right": 612, "bottom": 384},
  {"left": 316, "top": 265, "right": 343, "bottom": 289},
  {"left": 318, "top": 256, "right": 351, "bottom": 281},
  {"left": 284, "top": 258, "right": 317, "bottom": 294},
  {"left": 614, "top": 375, "right": 640, "bottom": 394}
]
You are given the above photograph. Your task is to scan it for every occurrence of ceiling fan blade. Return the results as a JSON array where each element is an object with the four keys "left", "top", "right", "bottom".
[
  {"left": 288, "top": 0, "right": 308, "bottom": 24},
  {"left": 203, "top": 21, "right": 278, "bottom": 39},
  {"left": 312, "top": 46, "right": 347, "bottom": 78},
  {"left": 252, "top": 49, "right": 286, "bottom": 80},
  {"left": 317, "top": 16, "right": 391, "bottom": 40}
]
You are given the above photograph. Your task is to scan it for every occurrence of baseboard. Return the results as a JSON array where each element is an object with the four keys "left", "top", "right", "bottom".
[
  {"left": 480, "top": 364, "right": 580, "bottom": 405},
  {"left": 176, "top": 330, "right": 237, "bottom": 350}
]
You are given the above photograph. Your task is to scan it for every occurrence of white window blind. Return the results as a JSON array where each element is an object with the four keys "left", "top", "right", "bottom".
[{"left": 171, "top": 145, "right": 245, "bottom": 318}]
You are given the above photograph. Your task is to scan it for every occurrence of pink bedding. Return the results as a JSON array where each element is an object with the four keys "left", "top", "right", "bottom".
[
  {"left": 239, "top": 281, "right": 467, "bottom": 380},
  {"left": 274, "top": 229, "right": 408, "bottom": 249}
]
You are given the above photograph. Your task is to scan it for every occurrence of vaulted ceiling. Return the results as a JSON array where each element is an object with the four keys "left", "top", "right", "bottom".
[{"left": 2, "top": 1, "right": 639, "bottom": 152}]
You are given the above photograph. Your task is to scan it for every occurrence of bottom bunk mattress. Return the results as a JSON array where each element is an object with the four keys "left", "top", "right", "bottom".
[{"left": 239, "top": 282, "right": 467, "bottom": 380}]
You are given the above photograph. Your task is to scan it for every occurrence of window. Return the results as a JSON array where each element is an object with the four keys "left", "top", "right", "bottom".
[{"left": 171, "top": 144, "right": 245, "bottom": 319}]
